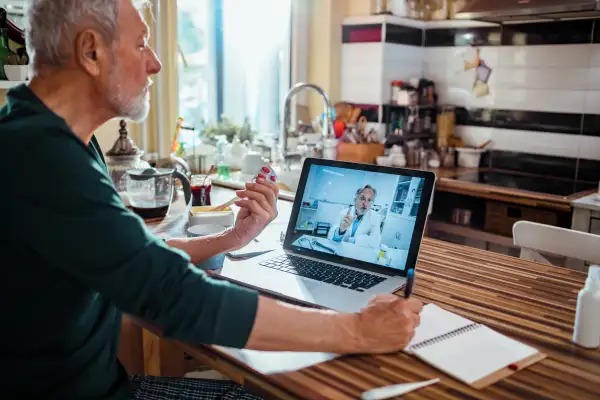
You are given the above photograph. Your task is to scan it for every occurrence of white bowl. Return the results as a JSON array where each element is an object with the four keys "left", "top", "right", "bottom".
[
  {"left": 187, "top": 224, "right": 228, "bottom": 237},
  {"left": 392, "top": 155, "right": 407, "bottom": 167},
  {"left": 376, "top": 156, "right": 393, "bottom": 167},
  {"left": 189, "top": 206, "right": 235, "bottom": 227},
  {"left": 4, "top": 65, "right": 28, "bottom": 81}
]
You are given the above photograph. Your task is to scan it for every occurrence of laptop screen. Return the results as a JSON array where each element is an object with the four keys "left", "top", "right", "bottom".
[{"left": 288, "top": 163, "right": 427, "bottom": 272}]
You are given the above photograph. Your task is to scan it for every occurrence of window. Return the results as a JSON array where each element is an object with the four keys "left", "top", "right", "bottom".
[{"left": 177, "top": 0, "right": 292, "bottom": 145}]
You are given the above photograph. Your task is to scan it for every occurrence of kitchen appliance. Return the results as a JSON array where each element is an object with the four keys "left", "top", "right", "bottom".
[
  {"left": 448, "top": 170, "right": 597, "bottom": 197},
  {"left": 125, "top": 168, "right": 192, "bottom": 219},
  {"left": 453, "top": 0, "right": 600, "bottom": 22}
]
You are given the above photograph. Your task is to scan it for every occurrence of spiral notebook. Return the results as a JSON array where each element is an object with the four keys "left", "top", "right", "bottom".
[{"left": 404, "top": 304, "right": 546, "bottom": 389}]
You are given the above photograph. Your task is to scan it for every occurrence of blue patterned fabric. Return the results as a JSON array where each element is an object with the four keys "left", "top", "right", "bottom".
[{"left": 129, "top": 376, "right": 263, "bottom": 400}]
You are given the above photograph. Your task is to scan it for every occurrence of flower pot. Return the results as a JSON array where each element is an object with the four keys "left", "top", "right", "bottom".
[{"left": 4, "top": 65, "right": 28, "bottom": 81}]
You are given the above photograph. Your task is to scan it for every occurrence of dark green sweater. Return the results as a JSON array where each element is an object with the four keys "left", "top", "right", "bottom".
[{"left": 0, "top": 85, "right": 259, "bottom": 399}]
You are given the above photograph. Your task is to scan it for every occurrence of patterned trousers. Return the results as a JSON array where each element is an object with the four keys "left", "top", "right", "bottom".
[{"left": 130, "top": 376, "right": 263, "bottom": 400}]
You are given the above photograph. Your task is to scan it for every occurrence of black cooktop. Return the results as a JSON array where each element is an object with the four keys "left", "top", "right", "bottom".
[{"left": 448, "top": 171, "right": 597, "bottom": 197}]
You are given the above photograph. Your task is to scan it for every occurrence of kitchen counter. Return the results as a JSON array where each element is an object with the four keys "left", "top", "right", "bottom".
[
  {"left": 413, "top": 167, "right": 594, "bottom": 212},
  {"left": 212, "top": 166, "right": 593, "bottom": 212}
]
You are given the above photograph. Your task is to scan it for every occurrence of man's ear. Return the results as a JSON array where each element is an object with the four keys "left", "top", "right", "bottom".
[{"left": 75, "top": 29, "right": 108, "bottom": 77}]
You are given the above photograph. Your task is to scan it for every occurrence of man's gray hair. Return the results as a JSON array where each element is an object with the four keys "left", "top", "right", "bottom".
[
  {"left": 25, "top": 0, "right": 149, "bottom": 75},
  {"left": 356, "top": 185, "right": 377, "bottom": 199}
]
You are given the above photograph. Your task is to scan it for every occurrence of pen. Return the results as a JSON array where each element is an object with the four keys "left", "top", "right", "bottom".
[{"left": 404, "top": 268, "right": 415, "bottom": 299}]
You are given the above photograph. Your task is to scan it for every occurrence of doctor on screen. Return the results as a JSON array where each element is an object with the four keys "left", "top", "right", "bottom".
[{"left": 328, "top": 185, "right": 381, "bottom": 248}]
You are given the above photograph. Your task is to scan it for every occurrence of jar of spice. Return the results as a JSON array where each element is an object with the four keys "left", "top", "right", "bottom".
[{"left": 391, "top": 80, "right": 404, "bottom": 105}]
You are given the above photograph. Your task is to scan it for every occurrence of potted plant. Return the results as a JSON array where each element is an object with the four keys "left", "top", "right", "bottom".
[
  {"left": 201, "top": 115, "right": 255, "bottom": 145},
  {"left": 4, "top": 50, "right": 29, "bottom": 81}
]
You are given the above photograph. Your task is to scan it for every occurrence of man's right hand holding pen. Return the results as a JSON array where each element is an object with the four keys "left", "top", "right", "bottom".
[{"left": 245, "top": 268, "right": 422, "bottom": 354}]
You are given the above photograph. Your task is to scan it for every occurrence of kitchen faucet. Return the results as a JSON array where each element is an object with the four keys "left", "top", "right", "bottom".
[{"left": 279, "top": 83, "right": 335, "bottom": 171}]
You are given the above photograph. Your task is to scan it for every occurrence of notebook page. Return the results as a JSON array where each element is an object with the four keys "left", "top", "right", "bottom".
[
  {"left": 214, "top": 346, "right": 338, "bottom": 375},
  {"left": 405, "top": 304, "right": 474, "bottom": 351},
  {"left": 413, "top": 325, "right": 539, "bottom": 384}
]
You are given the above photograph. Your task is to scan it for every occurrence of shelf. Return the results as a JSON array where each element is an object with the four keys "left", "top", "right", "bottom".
[
  {"left": 0, "top": 80, "right": 27, "bottom": 89},
  {"left": 428, "top": 220, "right": 516, "bottom": 248}
]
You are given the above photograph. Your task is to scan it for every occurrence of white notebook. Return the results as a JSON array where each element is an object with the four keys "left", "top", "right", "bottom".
[{"left": 403, "top": 304, "right": 543, "bottom": 388}]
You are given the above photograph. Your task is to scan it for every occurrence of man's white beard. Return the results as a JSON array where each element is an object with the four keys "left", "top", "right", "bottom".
[{"left": 107, "top": 64, "right": 151, "bottom": 122}]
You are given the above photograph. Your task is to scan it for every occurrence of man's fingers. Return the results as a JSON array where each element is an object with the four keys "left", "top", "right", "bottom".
[
  {"left": 405, "top": 298, "right": 424, "bottom": 314},
  {"left": 236, "top": 189, "right": 271, "bottom": 214},
  {"left": 234, "top": 199, "right": 270, "bottom": 220},
  {"left": 245, "top": 180, "right": 278, "bottom": 209}
]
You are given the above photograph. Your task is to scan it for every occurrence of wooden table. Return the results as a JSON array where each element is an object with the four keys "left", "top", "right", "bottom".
[{"left": 132, "top": 186, "right": 600, "bottom": 400}]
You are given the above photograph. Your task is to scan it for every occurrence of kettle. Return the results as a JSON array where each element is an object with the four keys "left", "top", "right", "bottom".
[{"left": 124, "top": 168, "right": 192, "bottom": 219}]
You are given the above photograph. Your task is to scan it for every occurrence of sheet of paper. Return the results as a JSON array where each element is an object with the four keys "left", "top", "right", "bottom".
[
  {"left": 405, "top": 304, "right": 474, "bottom": 351},
  {"left": 413, "top": 326, "right": 539, "bottom": 384},
  {"left": 214, "top": 346, "right": 339, "bottom": 375}
]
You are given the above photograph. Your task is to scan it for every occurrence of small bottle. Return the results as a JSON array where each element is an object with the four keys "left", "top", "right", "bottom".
[{"left": 573, "top": 266, "right": 600, "bottom": 349}]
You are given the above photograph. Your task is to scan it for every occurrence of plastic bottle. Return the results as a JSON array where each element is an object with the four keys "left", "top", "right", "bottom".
[
  {"left": 215, "top": 136, "right": 230, "bottom": 180},
  {"left": 573, "top": 265, "right": 600, "bottom": 349}
]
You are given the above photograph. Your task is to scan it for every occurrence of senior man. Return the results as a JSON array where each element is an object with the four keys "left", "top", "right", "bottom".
[
  {"left": 0, "top": 1, "right": 422, "bottom": 399},
  {"left": 329, "top": 185, "right": 382, "bottom": 248}
]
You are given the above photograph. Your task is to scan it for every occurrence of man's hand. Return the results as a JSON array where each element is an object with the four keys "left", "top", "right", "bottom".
[
  {"left": 351, "top": 294, "right": 423, "bottom": 354},
  {"left": 231, "top": 177, "right": 279, "bottom": 248},
  {"left": 339, "top": 207, "right": 355, "bottom": 234}
]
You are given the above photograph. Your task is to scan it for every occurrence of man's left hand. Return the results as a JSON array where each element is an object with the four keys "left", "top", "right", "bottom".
[{"left": 231, "top": 177, "right": 279, "bottom": 248}]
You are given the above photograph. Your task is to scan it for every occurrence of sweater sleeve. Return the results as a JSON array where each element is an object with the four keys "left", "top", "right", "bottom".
[{"left": 18, "top": 134, "right": 258, "bottom": 348}]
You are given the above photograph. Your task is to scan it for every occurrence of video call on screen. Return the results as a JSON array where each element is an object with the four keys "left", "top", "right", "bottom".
[{"left": 291, "top": 165, "right": 425, "bottom": 270}]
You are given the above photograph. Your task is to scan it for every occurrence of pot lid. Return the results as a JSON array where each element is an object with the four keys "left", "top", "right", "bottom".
[
  {"left": 106, "top": 120, "right": 143, "bottom": 157},
  {"left": 127, "top": 167, "right": 175, "bottom": 180}
]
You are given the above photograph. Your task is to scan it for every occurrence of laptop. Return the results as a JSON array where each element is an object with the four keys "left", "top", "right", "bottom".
[{"left": 220, "top": 158, "right": 436, "bottom": 313}]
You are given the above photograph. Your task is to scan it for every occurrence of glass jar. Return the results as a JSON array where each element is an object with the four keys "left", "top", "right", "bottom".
[{"left": 191, "top": 174, "right": 212, "bottom": 206}]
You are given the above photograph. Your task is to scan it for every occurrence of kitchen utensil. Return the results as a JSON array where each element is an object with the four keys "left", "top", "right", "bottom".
[
  {"left": 105, "top": 120, "right": 151, "bottom": 194},
  {"left": 456, "top": 147, "right": 485, "bottom": 168},
  {"left": 358, "top": 116, "right": 368, "bottom": 135},
  {"left": 478, "top": 139, "right": 493, "bottom": 150},
  {"left": 451, "top": 208, "right": 472, "bottom": 226},
  {"left": 211, "top": 197, "right": 241, "bottom": 212},
  {"left": 361, "top": 378, "right": 440, "bottom": 400},
  {"left": 124, "top": 167, "right": 192, "bottom": 219}
]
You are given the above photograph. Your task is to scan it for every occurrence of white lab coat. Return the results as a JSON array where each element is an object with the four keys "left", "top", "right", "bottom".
[{"left": 327, "top": 207, "right": 382, "bottom": 249}]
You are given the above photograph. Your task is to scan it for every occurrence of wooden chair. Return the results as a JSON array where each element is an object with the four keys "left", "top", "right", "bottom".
[{"left": 512, "top": 221, "right": 600, "bottom": 271}]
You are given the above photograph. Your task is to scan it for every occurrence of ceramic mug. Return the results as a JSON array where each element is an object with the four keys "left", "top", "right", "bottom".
[
  {"left": 242, "top": 151, "right": 268, "bottom": 175},
  {"left": 187, "top": 224, "right": 229, "bottom": 271}
]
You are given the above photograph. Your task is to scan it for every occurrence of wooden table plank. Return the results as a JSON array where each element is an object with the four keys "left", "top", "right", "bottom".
[{"left": 138, "top": 186, "right": 599, "bottom": 399}]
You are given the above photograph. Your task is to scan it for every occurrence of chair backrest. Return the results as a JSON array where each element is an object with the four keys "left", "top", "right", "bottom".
[{"left": 512, "top": 221, "right": 600, "bottom": 268}]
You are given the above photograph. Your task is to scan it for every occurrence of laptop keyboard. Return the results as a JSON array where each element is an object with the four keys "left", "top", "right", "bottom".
[{"left": 259, "top": 254, "right": 386, "bottom": 292}]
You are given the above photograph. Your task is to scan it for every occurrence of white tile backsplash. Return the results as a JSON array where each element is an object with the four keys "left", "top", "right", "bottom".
[
  {"left": 495, "top": 67, "right": 590, "bottom": 91},
  {"left": 436, "top": 84, "right": 496, "bottom": 109},
  {"left": 589, "top": 44, "right": 600, "bottom": 67},
  {"left": 340, "top": 25, "right": 600, "bottom": 161},
  {"left": 584, "top": 91, "right": 600, "bottom": 114},
  {"left": 455, "top": 126, "right": 493, "bottom": 146},
  {"left": 494, "top": 88, "right": 585, "bottom": 113},
  {"left": 578, "top": 135, "right": 600, "bottom": 160},
  {"left": 498, "top": 45, "right": 592, "bottom": 68},
  {"left": 491, "top": 128, "right": 580, "bottom": 159}
]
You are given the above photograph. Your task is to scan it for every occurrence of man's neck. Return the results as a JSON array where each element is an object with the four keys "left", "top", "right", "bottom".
[{"left": 28, "top": 70, "right": 115, "bottom": 145}]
